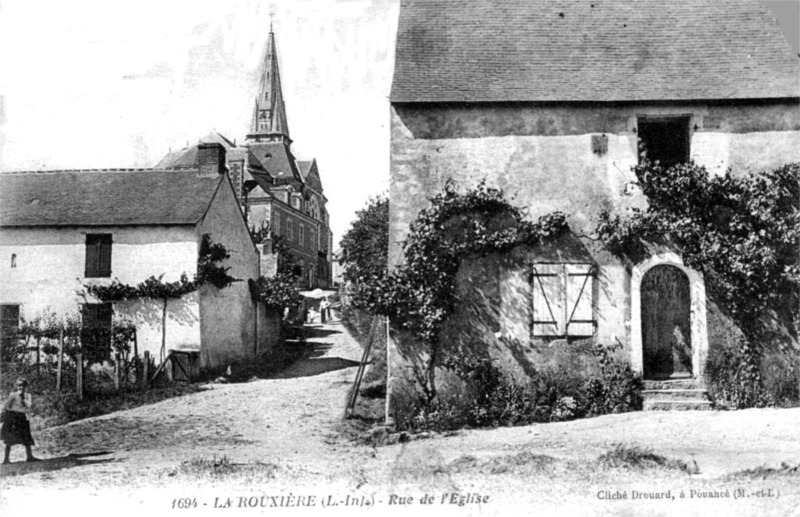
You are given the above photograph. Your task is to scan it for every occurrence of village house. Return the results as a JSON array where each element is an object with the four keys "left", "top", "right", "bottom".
[
  {"left": 155, "top": 29, "right": 333, "bottom": 289},
  {"left": 0, "top": 143, "right": 280, "bottom": 370},
  {"left": 388, "top": 0, "right": 800, "bottom": 407}
]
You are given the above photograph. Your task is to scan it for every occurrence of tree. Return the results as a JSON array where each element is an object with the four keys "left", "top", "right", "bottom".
[{"left": 339, "top": 195, "right": 389, "bottom": 307}]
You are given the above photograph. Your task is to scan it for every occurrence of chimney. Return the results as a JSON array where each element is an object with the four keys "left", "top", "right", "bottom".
[{"left": 198, "top": 142, "right": 227, "bottom": 176}]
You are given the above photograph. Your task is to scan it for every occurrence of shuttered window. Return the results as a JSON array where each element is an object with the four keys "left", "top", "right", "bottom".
[
  {"left": 531, "top": 263, "right": 596, "bottom": 337},
  {"left": 85, "top": 234, "right": 112, "bottom": 277}
]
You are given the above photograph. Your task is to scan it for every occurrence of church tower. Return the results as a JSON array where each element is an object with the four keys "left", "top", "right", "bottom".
[{"left": 246, "top": 26, "right": 291, "bottom": 145}]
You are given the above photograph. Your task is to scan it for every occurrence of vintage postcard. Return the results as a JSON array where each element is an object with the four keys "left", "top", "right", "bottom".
[{"left": 1, "top": 1, "right": 799, "bottom": 516}]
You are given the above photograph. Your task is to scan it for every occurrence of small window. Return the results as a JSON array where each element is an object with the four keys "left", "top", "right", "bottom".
[
  {"left": 287, "top": 219, "right": 294, "bottom": 241},
  {"left": 10, "top": 254, "right": 16, "bottom": 268},
  {"left": 274, "top": 212, "right": 281, "bottom": 236},
  {"left": 637, "top": 116, "right": 691, "bottom": 169},
  {"left": 85, "top": 234, "right": 112, "bottom": 278},
  {"left": 532, "top": 263, "right": 595, "bottom": 337},
  {"left": 299, "top": 224, "right": 305, "bottom": 245}
]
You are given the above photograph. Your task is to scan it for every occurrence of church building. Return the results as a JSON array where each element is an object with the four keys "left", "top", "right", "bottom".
[{"left": 156, "top": 28, "right": 332, "bottom": 288}]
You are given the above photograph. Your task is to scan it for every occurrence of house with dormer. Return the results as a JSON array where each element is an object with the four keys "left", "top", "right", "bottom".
[{"left": 387, "top": 0, "right": 800, "bottom": 407}]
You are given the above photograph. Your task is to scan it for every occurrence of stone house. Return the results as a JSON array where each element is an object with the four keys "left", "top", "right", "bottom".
[
  {"left": 155, "top": 29, "right": 332, "bottom": 288},
  {"left": 0, "top": 143, "right": 280, "bottom": 370},
  {"left": 388, "top": 0, "right": 800, "bottom": 405}
]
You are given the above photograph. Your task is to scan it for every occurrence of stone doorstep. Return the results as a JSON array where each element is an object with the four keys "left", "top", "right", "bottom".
[
  {"left": 642, "top": 389, "right": 710, "bottom": 401},
  {"left": 643, "top": 379, "right": 703, "bottom": 390},
  {"left": 643, "top": 399, "right": 713, "bottom": 411}
]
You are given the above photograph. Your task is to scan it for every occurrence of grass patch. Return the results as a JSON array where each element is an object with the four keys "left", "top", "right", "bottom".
[
  {"left": 449, "top": 451, "right": 556, "bottom": 475},
  {"left": 597, "top": 444, "right": 699, "bottom": 475},
  {"left": 724, "top": 462, "right": 800, "bottom": 481},
  {"left": 166, "top": 456, "right": 279, "bottom": 481}
]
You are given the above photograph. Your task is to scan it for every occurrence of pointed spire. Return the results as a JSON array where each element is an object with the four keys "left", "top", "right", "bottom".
[{"left": 247, "top": 26, "right": 291, "bottom": 144}]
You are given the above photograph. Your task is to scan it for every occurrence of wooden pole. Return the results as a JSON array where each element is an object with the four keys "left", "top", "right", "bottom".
[
  {"left": 385, "top": 317, "right": 393, "bottom": 427},
  {"left": 114, "top": 352, "right": 121, "bottom": 391},
  {"left": 161, "top": 299, "right": 167, "bottom": 363},
  {"left": 133, "top": 329, "right": 139, "bottom": 383},
  {"left": 36, "top": 336, "right": 41, "bottom": 372},
  {"left": 76, "top": 352, "right": 84, "bottom": 401},
  {"left": 143, "top": 350, "right": 150, "bottom": 391},
  {"left": 56, "top": 329, "right": 64, "bottom": 392}
]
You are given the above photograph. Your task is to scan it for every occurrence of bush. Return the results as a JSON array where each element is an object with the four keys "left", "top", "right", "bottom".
[
  {"left": 393, "top": 346, "right": 643, "bottom": 432},
  {"left": 707, "top": 337, "right": 799, "bottom": 408}
]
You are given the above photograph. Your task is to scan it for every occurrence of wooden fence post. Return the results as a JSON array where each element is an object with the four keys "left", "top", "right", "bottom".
[
  {"left": 114, "top": 352, "right": 121, "bottom": 391},
  {"left": 56, "top": 329, "right": 64, "bottom": 392},
  {"left": 76, "top": 352, "right": 84, "bottom": 401},
  {"left": 142, "top": 350, "right": 150, "bottom": 391}
]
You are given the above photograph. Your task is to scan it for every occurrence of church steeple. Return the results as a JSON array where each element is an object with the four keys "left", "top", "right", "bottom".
[{"left": 247, "top": 27, "right": 291, "bottom": 144}]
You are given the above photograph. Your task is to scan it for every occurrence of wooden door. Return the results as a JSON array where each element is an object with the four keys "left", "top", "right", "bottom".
[{"left": 641, "top": 265, "right": 692, "bottom": 379}]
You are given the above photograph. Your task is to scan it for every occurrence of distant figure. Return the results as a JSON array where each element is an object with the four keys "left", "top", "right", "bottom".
[
  {"left": 1, "top": 378, "right": 39, "bottom": 463},
  {"left": 320, "top": 298, "right": 330, "bottom": 324}
]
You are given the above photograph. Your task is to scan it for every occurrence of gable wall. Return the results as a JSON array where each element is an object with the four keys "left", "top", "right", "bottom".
[{"left": 197, "top": 177, "right": 262, "bottom": 369}]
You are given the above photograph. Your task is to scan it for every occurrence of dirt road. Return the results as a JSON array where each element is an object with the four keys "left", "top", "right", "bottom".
[{"left": 2, "top": 322, "right": 799, "bottom": 517}]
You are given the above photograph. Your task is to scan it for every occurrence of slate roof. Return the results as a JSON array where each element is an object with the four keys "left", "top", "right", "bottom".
[
  {"left": 248, "top": 142, "right": 303, "bottom": 184},
  {"left": 0, "top": 170, "right": 222, "bottom": 227},
  {"left": 391, "top": 0, "right": 800, "bottom": 103}
]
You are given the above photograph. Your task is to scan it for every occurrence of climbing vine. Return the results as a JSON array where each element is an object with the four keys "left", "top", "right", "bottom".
[
  {"left": 597, "top": 161, "right": 799, "bottom": 343},
  {"left": 597, "top": 160, "right": 800, "bottom": 407},
  {"left": 363, "top": 181, "right": 569, "bottom": 404}
]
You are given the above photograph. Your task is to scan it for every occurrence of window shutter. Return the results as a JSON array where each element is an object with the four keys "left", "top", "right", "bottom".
[
  {"left": 532, "top": 264, "right": 563, "bottom": 336},
  {"left": 85, "top": 234, "right": 112, "bottom": 277},
  {"left": 99, "top": 237, "right": 112, "bottom": 276},
  {"left": 566, "top": 264, "right": 595, "bottom": 337}
]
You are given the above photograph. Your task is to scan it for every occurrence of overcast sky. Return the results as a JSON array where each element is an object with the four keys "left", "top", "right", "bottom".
[{"left": 0, "top": 0, "right": 797, "bottom": 245}]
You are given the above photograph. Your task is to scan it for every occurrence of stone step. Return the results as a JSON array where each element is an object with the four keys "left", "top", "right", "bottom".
[
  {"left": 644, "top": 399, "right": 713, "bottom": 411},
  {"left": 644, "top": 379, "right": 702, "bottom": 390},
  {"left": 642, "top": 389, "right": 710, "bottom": 401}
]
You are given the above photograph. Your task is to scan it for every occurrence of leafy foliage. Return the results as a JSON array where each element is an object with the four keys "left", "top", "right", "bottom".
[
  {"left": 86, "top": 234, "right": 236, "bottom": 301},
  {"left": 597, "top": 160, "right": 799, "bottom": 408},
  {"left": 362, "top": 181, "right": 568, "bottom": 404},
  {"left": 393, "top": 344, "right": 642, "bottom": 432},
  {"left": 248, "top": 274, "right": 302, "bottom": 311},
  {"left": 340, "top": 195, "right": 389, "bottom": 288},
  {"left": 597, "top": 161, "right": 799, "bottom": 343}
]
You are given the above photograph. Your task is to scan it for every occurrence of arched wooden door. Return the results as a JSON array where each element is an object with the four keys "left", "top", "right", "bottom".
[{"left": 641, "top": 265, "right": 692, "bottom": 379}]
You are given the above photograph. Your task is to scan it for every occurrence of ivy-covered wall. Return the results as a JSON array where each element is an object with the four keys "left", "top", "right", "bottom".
[{"left": 387, "top": 99, "right": 800, "bottom": 395}]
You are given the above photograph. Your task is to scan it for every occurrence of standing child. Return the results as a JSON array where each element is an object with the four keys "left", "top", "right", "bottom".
[{"left": 1, "top": 378, "right": 39, "bottom": 463}]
